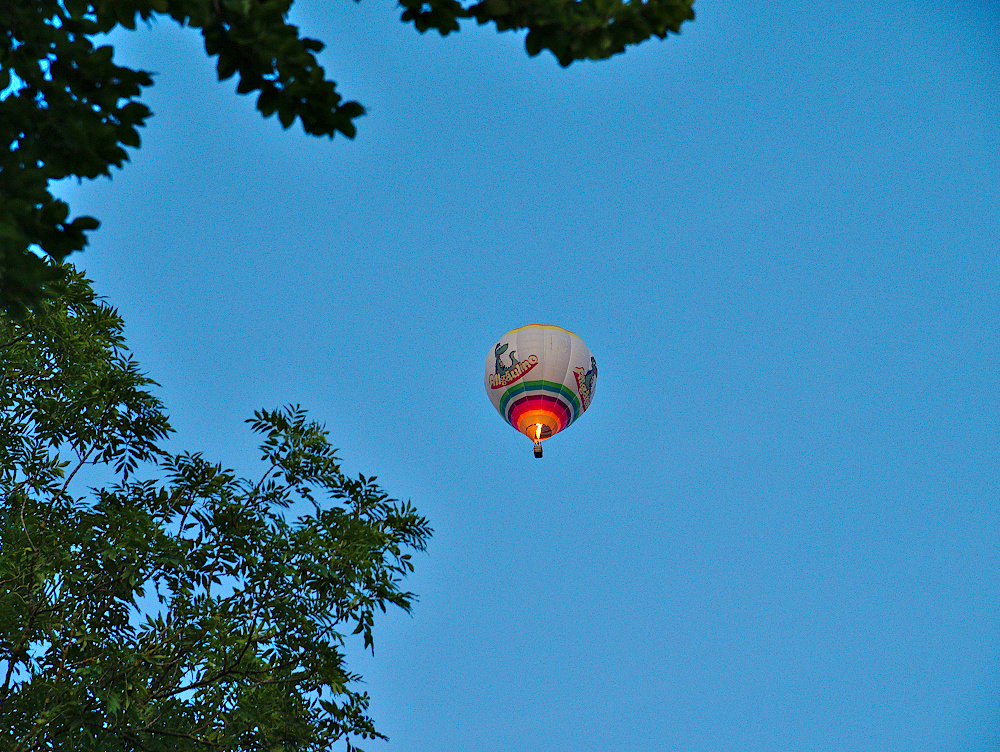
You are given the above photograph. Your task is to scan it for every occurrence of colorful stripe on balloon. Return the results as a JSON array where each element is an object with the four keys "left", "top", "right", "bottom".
[{"left": 498, "top": 379, "right": 582, "bottom": 438}]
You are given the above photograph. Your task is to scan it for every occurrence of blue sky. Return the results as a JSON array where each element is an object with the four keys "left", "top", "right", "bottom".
[{"left": 56, "top": 1, "right": 999, "bottom": 750}]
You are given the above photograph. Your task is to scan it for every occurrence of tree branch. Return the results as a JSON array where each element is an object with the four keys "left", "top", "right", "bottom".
[{"left": 0, "top": 332, "right": 32, "bottom": 349}]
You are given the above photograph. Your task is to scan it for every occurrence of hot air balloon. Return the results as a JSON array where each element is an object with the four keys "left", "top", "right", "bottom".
[{"left": 485, "top": 324, "right": 598, "bottom": 458}]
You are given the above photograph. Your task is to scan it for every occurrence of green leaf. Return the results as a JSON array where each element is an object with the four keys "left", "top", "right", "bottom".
[{"left": 119, "top": 127, "right": 141, "bottom": 148}]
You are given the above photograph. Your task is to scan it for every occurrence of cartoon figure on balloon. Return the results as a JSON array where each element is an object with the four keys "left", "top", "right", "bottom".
[
  {"left": 494, "top": 342, "right": 519, "bottom": 376},
  {"left": 573, "top": 356, "right": 598, "bottom": 411}
]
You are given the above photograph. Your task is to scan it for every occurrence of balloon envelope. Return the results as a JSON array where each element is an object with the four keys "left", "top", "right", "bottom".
[{"left": 485, "top": 324, "right": 597, "bottom": 444}]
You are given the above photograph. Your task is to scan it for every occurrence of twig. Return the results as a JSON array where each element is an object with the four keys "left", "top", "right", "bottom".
[{"left": 0, "top": 332, "right": 31, "bottom": 349}]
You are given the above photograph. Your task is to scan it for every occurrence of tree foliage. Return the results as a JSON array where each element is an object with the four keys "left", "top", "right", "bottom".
[
  {"left": 0, "top": 267, "right": 432, "bottom": 751},
  {"left": 0, "top": 0, "right": 694, "bottom": 314}
]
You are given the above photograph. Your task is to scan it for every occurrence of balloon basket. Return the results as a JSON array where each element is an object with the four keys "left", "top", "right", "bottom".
[{"left": 533, "top": 443, "right": 543, "bottom": 458}]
